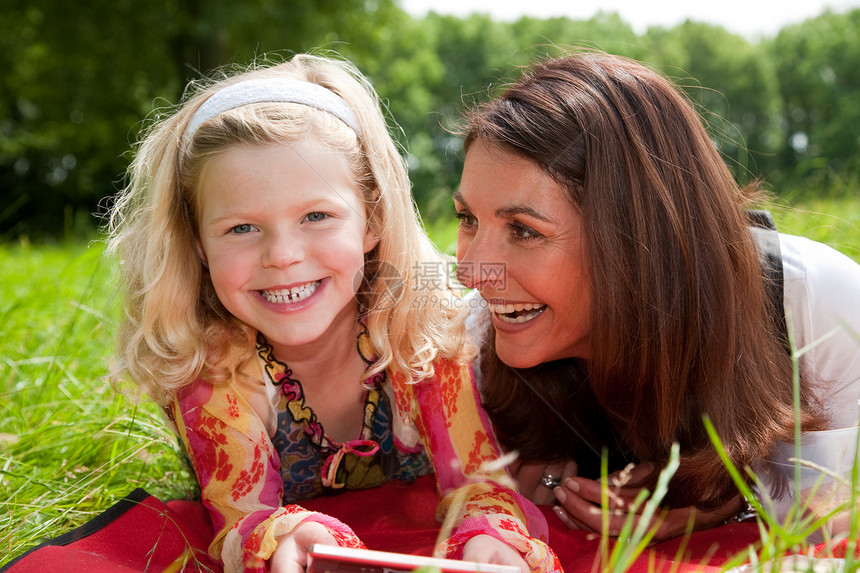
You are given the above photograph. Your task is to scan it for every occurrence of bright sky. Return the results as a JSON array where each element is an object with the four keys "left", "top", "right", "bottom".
[{"left": 401, "top": 0, "right": 860, "bottom": 39}]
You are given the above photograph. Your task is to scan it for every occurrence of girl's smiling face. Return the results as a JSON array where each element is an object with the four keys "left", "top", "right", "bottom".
[
  {"left": 195, "top": 137, "right": 378, "bottom": 359},
  {"left": 455, "top": 141, "right": 592, "bottom": 367}
]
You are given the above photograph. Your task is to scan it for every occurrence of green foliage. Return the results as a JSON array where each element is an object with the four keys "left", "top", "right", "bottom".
[
  {"left": 519, "top": 11, "right": 643, "bottom": 57},
  {"left": 0, "top": 0, "right": 404, "bottom": 239},
  {"left": 768, "top": 9, "right": 860, "bottom": 182},
  {"left": 643, "top": 23, "right": 783, "bottom": 181},
  {"left": 2, "top": 3, "right": 859, "bottom": 240},
  {"left": 770, "top": 192, "right": 860, "bottom": 262},
  {"left": 0, "top": 2, "right": 183, "bottom": 239}
]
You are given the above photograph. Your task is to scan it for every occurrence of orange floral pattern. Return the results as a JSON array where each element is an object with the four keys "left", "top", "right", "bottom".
[{"left": 171, "top": 351, "right": 560, "bottom": 573}]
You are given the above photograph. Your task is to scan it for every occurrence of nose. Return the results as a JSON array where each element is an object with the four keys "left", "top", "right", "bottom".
[
  {"left": 262, "top": 231, "right": 304, "bottom": 268},
  {"left": 456, "top": 231, "right": 506, "bottom": 291}
]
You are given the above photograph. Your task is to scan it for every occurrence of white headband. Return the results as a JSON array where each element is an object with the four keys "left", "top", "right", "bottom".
[{"left": 183, "top": 77, "right": 362, "bottom": 143}]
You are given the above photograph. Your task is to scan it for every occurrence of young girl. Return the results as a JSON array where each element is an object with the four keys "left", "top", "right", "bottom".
[{"left": 107, "top": 54, "right": 558, "bottom": 573}]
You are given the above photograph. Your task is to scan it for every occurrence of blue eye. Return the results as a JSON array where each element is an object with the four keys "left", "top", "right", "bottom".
[
  {"left": 230, "top": 224, "right": 255, "bottom": 234},
  {"left": 306, "top": 212, "right": 327, "bottom": 222}
]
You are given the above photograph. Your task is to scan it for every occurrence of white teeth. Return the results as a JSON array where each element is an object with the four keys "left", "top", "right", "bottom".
[
  {"left": 486, "top": 301, "right": 544, "bottom": 314},
  {"left": 486, "top": 302, "right": 546, "bottom": 324},
  {"left": 262, "top": 281, "right": 320, "bottom": 304}
]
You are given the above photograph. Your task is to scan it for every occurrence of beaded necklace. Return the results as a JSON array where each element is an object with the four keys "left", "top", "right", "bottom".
[{"left": 256, "top": 321, "right": 395, "bottom": 500}]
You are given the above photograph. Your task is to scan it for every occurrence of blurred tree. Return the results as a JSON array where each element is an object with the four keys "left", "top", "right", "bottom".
[
  {"left": 769, "top": 9, "right": 860, "bottom": 189},
  {"left": 404, "top": 13, "right": 521, "bottom": 217},
  {"left": 510, "top": 11, "right": 644, "bottom": 61},
  {"left": 0, "top": 1, "right": 182, "bottom": 239},
  {"left": 1, "top": 2, "right": 858, "bottom": 240},
  {"left": 0, "top": 0, "right": 404, "bottom": 239},
  {"left": 643, "top": 21, "right": 782, "bottom": 183},
  {"left": 343, "top": 10, "right": 447, "bottom": 215}
]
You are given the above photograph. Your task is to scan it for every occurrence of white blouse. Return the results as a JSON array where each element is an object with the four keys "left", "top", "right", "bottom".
[{"left": 782, "top": 233, "right": 860, "bottom": 429}]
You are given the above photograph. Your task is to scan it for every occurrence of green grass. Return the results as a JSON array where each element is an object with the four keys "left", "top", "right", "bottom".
[
  {"left": 0, "top": 240, "right": 196, "bottom": 565},
  {"left": 771, "top": 196, "right": 860, "bottom": 262},
  {"left": 0, "top": 196, "right": 858, "bottom": 567}
]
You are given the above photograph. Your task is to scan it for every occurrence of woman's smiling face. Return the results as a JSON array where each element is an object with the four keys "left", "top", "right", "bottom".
[{"left": 455, "top": 141, "right": 592, "bottom": 367}]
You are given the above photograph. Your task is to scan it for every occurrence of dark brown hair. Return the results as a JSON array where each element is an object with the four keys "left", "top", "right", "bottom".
[{"left": 467, "top": 52, "right": 826, "bottom": 509}]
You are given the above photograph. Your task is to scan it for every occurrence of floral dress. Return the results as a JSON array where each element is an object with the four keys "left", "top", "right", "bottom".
[{"left": 169, "top": 327, "right": 561, "bottom": 572}]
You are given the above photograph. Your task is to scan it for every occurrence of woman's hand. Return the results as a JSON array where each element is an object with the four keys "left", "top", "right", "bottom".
[
  {"left": 270, "top": 520, "right": 338, "bottom": 573},
  {"left": 510, "top": 458, "right": 579, "bottom": 505},
  {"left": 462, "top": 535, "right": 529, "bottom": 573},
  {"left": 551, "top": 463, "right": 744, "bottom": 542}
]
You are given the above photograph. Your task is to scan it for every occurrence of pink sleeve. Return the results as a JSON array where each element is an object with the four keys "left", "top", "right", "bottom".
[{"left": 401, "top": 359, "right": 563, "bottom": 571}]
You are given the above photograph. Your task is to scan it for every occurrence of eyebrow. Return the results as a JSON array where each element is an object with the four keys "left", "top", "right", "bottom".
[
  {"left": 453, "top": 189, "right": 553, "bottom": 223},
  {"left": 204, "top": 195, "right": 350, "bottom": 226},
  {"left": 496, "top": 204, "right": 553, "bottom": 222}
]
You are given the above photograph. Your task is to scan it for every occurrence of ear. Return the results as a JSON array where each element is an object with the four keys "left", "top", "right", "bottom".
[
  {"left": 195, "top": 237, "right": 209, "bottom": 268},
  {"left": 363, "top": 227, "right": 380, "bottom": 254}
]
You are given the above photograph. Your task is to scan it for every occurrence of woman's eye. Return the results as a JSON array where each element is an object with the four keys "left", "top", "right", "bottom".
[
  {"left": 455, "top": 211, "right": 476, "bottom": 228},
  {"left": 305, "top": 212, "right": 327, "bottom": 222},
  {"left": 512, "top": 222, "right": 541, "bottom": 241},
  {"left": 230, "top": 224, "right": 255, "bottom": 234}
]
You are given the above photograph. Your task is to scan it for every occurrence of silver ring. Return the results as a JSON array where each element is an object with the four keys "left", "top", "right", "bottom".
[{"left": 540, "top": 473, "right": 561, "bottom": 488}]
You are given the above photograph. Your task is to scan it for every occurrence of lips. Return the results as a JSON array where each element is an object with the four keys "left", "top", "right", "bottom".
[
  {"left": 486, "top": 301, "right": 546, "bottom": 324},
  {"left": 261, "top": 280, "right": 321, "bottom": 304}
]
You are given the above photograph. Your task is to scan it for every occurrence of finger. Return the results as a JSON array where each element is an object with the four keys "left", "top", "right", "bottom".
[
  {"left": 552, "top": 502, "right": 592, "bottom": 532},
  {"left": 561, "top": 459, "right": 578, "bottom": 479},
  {"left": 514, "top": 460, "right": 567, "bottom": 504},
  {"left": 650, "top": 508, "right": 695, "bottom": 542},
  {"left": 506, "top": 456, "right": 523, "bottom": 477},
  {"left": 511, "top": 462, "right": 538, "bottom": 500},
  {"left": 564, "top": 477, "right": 634, "bottom": 511},
  {"left": 542, "top": 460, "right": 580, "bottom": 507},
  {"left": 608, "top": 462, "right": 654, "bottom": 482},
  {"left": 555, "top": 482, "right": 655, "bottom": 536},
  {"left": 553, "top": 483, "right": 611, "bottom": 533},
  {"left": 554, "top": 496, "right": 641, "bottom": 536}
]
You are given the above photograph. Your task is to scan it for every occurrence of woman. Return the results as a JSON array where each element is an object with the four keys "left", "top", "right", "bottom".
[{"left": 454, "top": 51, "right": 860, "bottom": 540}]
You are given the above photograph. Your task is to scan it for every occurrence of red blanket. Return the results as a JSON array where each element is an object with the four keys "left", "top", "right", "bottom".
[{"left": 0, "top": 475, "right": 821, "bottom": 572}]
